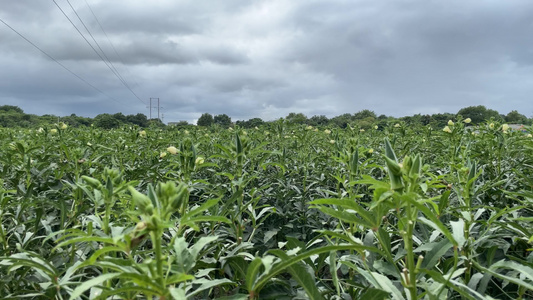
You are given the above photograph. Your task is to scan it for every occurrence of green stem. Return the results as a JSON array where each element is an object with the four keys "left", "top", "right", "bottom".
[
  {"left": 151, "top": 230, "right": 165, "bottom": 289},
  {"left": 404, "top": 205, "right": 417, "bottom": 300}
]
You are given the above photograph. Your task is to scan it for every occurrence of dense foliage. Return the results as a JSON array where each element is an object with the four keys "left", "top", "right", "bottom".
[
  {"left": 1, "top": 105, "right": 531, "bottom": 130},
  {"left": 0, "top": 119, "right": 532, "bottom": 299}
]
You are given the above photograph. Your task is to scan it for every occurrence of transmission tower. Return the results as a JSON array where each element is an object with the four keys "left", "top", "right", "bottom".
[{"left": 148, "top": 98, "right": 160, "bottom": 120}]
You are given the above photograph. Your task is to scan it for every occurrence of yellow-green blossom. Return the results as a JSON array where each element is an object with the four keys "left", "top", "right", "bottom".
[
  {"left": 50, "top": 129, "right": 58, "bottom": 134},
  {"left": 502, "top": 124, "right": 509, "bottom": 132},
  {"left": 489, "top": 123, "right": 494, "bottom": 129},
  {"left": 324, "top": 129, "right": 331, "bottom": 134},
  {"left": 329, "top": 140, "right": 335, "bottom": 144},
  {"left": 448, "top": 120, "right": 454, "bottom": 126},
  {"left": 394, "top": 123, "right": 401, "bottom": 128},
  {"left": 464, "top": 118, "right": 471, "bottom": 124},
  {"left": 139, "top": 130, "right": 147, "bottom": 137},
  {"left": 195, "top": 157, "right": 205, "bottom": 165},
  {"left": 443, "top": 126, "right": 452, "bottom": 133},
  {"left": 167, "top": 146, "right": 178, "bottom": 154},
  {"left": 160, "top": 152, "right": 167, "bottom": 158}
]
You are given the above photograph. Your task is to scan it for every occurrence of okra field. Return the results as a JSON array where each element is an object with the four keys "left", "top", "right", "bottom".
[{"left": 0, "top": 118, "right": 532, "bottom": 300}]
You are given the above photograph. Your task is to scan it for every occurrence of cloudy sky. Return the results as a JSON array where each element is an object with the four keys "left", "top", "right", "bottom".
[{"left": 1, "top": 0, "right": 532, "bottom": 123}]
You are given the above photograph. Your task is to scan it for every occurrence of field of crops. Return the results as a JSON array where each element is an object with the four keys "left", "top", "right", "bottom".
[{"left": 0, "top": 119, "right": 532, "bottom": 299}]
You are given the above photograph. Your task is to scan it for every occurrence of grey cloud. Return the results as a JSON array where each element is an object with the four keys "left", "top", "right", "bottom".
[{"left": 1, "top": 0, "right": 533, "bottom": 123}]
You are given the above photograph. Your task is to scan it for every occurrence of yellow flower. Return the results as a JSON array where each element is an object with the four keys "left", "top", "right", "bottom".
[
  {"left": 59, "top": 122, "right": 68, "bottom": 129},
  {"left": 489, "top": 123, "right": 494, "bottom": 129},
  {"left": 448, "top": 120, "right": 454, "bottom": 126},
  {"left": 502, "top": 124, "right": 509, "bottom": 131},
  {"left": 368, "top": 148, "right": 374, "bottom": 154},
  {"left": 254, "top": 126, "right": 259, "bottom": 130},
  {"left": 464, "top": 118, "right": 471, "bottom": 124},
  {"left": 184, "top": 130, "right": 190, "bottom": 135},
  {"left": 527, "top": 134, "right": 532, "bottom": 138},
  {"left": 394, "top": 123, "right": 401, "bottom": 128},
  {"left": 160, "top": 152, "right": 167, "bottom": 158},
  {"left": 359, "top": 129, "right": 365, "bottom": 132},
  {"left": 195, "top": 157, "right": 205, "bottom": 165},
  {"left": 324, "top": 129, "right": 331, "bottom": 134},
  {"left": 306, "top": 126, "right": 313, "bottom": 130},
  {"left": 37, "top": 127, "right": 44, "bottom": 133},
  {"left": 374, "top": 125, "right": 378, "bottom": 130},
  {"left": 329, "top": 140, "right": 335, "bottom": 144},
  {"left": 242, "top": 131, "right": 247, "bottom": 135},
  {"left": 50, "top": 129, "right": 58, "bottom": 134},
  {"left": 228, "top": 127, "right": 233, "bottom": 131},
  {"left": 204, "top": 133, "right": 209, "bottom": 137},
  {"left": 443, "top": 126, "right": 452, "bottom": 133},
  {"left": 87, "top": 142, "right": 92, "bottom": 146},
  {"left": 139, "top": 130, "right": 147, "bottom": 137},
  {"left": 167, "top": 146, "right": 178, "bottom": 154}
]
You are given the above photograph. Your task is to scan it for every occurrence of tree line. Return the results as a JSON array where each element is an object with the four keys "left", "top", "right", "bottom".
[{"left": 0, "top": 104, "right": 530, "bottom": 129}]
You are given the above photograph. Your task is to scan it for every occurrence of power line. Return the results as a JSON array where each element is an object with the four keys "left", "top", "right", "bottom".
[
  {"left": 82, "top": 0, "right": 143, "bottom": 91},
  {"left": 66, "top": 0, "right": 127, "bottom": 85},
  {"left": 0, "top": 16, "right": 122, "bottom": 104},
  {"left": 66, "top": 0, "right": 143, "bottom": 100},
  {"left": 52, "top": 0, "right": 146, "bottom": 105}
]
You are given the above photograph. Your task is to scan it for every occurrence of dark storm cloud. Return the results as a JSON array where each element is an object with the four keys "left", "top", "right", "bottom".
[{"left": 1, "top": 0, "right": 533, "bottom": 123}]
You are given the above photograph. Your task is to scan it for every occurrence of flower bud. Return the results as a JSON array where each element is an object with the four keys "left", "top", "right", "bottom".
[{"left": 167, "top": 146, "right": 178, "bottom": 154}]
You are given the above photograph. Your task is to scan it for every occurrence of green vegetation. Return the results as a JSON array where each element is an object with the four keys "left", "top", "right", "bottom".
[
  {"left": 1, "top": 105, "right": 531, "bottom": 130},
  {"left": 0, "top": 116, "right": 532, "bottom": 299}
]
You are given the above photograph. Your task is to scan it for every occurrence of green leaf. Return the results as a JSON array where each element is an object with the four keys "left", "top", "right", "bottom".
[
  {"left": 357, "top": 269, "right": 403, "bottom": 300},
  {"left": 69, "top": 273, "right": 120, "bottom": 300},
  {"left": 270, "top": 250, "right": 325, "bottom": 300},
  {"left": 359, "top": 288, "right": 391, "bottom": 300},
  {"left": 473, "top": 260, "right": 533, "bottom": 291},
  {"left": 245, "top": 257, "right": 263, "bottom": 292},
  {"left": 186, "top": 278, "right": 235, "bottom": 298},
  {"left": 450, "top": 219, "right": 466, "bottom": 249}
]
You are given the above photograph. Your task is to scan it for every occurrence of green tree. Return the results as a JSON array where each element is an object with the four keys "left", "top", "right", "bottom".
[
  {"left": 236, "top": 117, "right": 264, "bottom": 128},
  {"left": 0, "top": 105, "right": 24, "bottom": 114},
  {"left": 429, "top": 113, "right": 455, "bottom": 128},
  {"left": 457, "top": 105, "right": 503, "bottom": 124},
  {"left": 353, "top": 109, "right": 376, "bottom": 120},
  {"left": 197, "top": 113, "right": 214, "bottom": 127},
  {"left": 330, "top": 113, "right": 353, "bottom": 128},
  {"left": 285, "top": 112, "right": 307, "bottom": 125},
  {"left": 214, "top": 114, "right": 232, "bottom": 128},
  {"left": 308, "top": 115, "right": 329, "bottom": 126},
  {"left": 94, "top": 113, "right": 121, "bottom": 129},
  {"left": 126, "top": 113, "right": 149, "bottom": 127},
  {"left": 505, "top": 110, "right": 528, "bottom": 124}
]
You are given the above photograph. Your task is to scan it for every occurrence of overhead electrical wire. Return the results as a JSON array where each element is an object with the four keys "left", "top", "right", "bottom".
[
  {"left": 82, "top": 0, "right": 143, "bottom": 92},
  {"left": 52, "top": 0, "right": 146, "bottom": 105},
  {"left": 65, "top": 0, "right": 128, "bottom": 87},
  {"left": 0, "top": 16, "right": 122, "bottom": 104}
]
